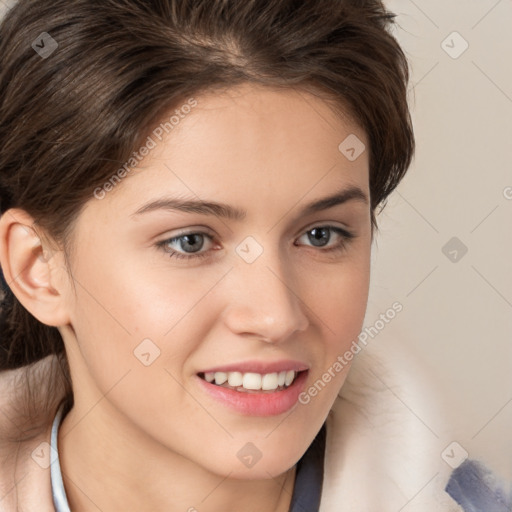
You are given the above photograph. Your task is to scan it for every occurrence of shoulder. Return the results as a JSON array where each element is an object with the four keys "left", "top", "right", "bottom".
[
  {"left": 0, "top": 355, "right": 65, "bottom": 442},
  {"left": 0, "top": 356, "right": 64, "bottom": 511}
]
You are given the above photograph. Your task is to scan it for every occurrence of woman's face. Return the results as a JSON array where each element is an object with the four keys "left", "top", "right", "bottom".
[{"left": 59, "top": 83, "right": 372, "bottom": 478}]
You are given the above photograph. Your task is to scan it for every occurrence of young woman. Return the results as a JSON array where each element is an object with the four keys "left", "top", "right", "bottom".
[{"left": 0, "top": 0, "right": 494, "bottom": 510}]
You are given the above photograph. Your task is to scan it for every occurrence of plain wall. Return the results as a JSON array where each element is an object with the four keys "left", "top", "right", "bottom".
[{"left": 366, "top": 0, "right": 512, "bottom": 480}]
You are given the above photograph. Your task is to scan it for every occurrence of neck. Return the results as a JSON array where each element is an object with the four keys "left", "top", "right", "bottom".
[{"left": 57, "top": 402, "right": 296, "bottom": 512}]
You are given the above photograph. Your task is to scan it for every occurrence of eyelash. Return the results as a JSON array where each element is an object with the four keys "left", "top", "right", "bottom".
[{"left": 155, "top": 225, "right": 355, "bottom": 262}]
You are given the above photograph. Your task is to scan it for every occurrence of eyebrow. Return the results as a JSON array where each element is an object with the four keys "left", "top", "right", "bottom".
[{"left": 131, "top": 185, "right": 368, "bottom": 221}]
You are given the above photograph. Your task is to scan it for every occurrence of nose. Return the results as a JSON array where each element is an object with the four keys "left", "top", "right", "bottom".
[{"left": 221, "top": 247, "right": 309, "bottom": 343}]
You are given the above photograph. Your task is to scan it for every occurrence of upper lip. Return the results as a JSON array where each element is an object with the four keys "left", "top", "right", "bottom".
[{"left": 197, "top": 360, "right": 310, "bottom": 375}]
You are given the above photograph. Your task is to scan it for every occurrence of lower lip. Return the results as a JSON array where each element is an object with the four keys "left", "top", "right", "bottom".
[{"left": 196, "top": 371, "right": 308, "bottom": 417}]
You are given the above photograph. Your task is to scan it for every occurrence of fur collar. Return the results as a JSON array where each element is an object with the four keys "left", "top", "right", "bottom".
[{"left": 320, "top": 344, "right": 462, "bottom": 510}]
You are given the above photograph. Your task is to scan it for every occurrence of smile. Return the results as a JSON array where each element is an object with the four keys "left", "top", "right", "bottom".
[
  {"left": 196, "top": 369, "right": 309, "bottom": 416},
  {"left": 198, "top": 370, "right": 300, "bottom": 393}
]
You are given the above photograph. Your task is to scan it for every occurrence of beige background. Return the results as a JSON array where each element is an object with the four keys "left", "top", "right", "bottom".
[
  {"left": 366, "top": 0, "right": 512, "bottom": 480},
  {"left": 1, "top": 0, "right": 511, "bottom": 479}
]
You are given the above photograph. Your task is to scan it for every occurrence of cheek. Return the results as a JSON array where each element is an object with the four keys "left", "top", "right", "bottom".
[
  {"left": 315, "top": 253, "right": 371, "bottom": 345},
  {"left": 303, "top": 252, "right": 371, "bottom": 406},
  {"left": 65, "top": 252, "right": 235, "bottom": 410},
  {"left": 69, "top": 246, "right": 227, "bottom": 346}
]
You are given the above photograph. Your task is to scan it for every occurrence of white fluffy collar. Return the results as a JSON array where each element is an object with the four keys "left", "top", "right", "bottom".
[{"left": 320, "top": 344, "right": 462, "bottom": 511}]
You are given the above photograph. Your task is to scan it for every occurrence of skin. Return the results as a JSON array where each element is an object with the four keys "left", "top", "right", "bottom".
[{"left": 0, "top": 83, "right": 372, "bottom": 511}]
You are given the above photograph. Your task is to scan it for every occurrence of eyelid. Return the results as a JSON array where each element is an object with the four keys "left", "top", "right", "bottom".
[
  {"left": 159, "top": 229, "right": 217, "bottom": 249},
  {"left": 161, "top": 225, "right": 216, "bottom": 238},
  {"left": 298, "top": 220, "right": 354, "bottom": 239}
]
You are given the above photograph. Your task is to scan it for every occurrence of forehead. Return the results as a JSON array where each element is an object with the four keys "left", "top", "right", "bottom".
[
  {"left": 81, "top": 83, "right": 369, "bottom": 224},
  {"left": 165, "top": 82, "right": 367, "bottom": 158}
]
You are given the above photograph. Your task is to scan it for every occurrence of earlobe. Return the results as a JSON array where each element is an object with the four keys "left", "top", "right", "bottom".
[{"left": 0, "top": 208, "right": 71, "bottom": 327}]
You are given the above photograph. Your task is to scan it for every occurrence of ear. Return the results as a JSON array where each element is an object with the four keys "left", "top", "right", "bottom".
[{"left": 0, "top": 208, "right": 71, "bottom": 327}]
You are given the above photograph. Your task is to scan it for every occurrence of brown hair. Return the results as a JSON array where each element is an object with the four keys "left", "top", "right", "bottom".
[{"left": 0, "top": 0, "right": 414, "bottom": 429}]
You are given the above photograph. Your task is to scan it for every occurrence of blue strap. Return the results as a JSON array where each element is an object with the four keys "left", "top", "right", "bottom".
[{"left": 289, "top": 423, "right": 326, "bottom": 512}]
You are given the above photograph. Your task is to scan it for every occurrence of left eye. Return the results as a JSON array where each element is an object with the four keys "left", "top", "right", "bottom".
[
  {"left": 156, "top": 225, "right": 354, "bottom": 261},
  {"left": 296, "top": 225, "right": 354, "bottom": 250},
  {"left": 156, "top": 232, "right": 214, "bottom": 260}
]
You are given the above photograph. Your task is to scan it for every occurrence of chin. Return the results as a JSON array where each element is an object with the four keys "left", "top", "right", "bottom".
[
  {"left": 187, "top": 437, "right": 306, "bottom": 481},
  {"left": 218, "top": 456, "right": 300, "bottom": 481}
]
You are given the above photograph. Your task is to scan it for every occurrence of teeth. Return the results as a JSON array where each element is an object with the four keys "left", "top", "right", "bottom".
[
  {"left": 261, "top": 373, "right": 278, "bottom": 390},
  {"left": 214, "top": 372, "right": 227, "bottom": 385},
  {"left": 203, "top": 370, "right": 298, "bottom": 391},
  {"left": 227, "top": 371, "right": 243, "bottom": 387},
  {"left": 243, "top": 372, "right": 262, "bottom": 390}
]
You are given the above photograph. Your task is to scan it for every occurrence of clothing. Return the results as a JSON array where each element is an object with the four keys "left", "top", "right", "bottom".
[
  {"left": 289, "top": 423, "right": 325, "bottom": 512},
  {"left": 445, "top": 459, "right": 512, "bottom": 512},
  {"left": 0, "top": 342, "right": 501, "bottom": 511},
  {"left": 50, "top": 403, "right": 71, "bottom": 512},
  {"left": 48, "top": 402, "right": 326, "bottom": 512}
]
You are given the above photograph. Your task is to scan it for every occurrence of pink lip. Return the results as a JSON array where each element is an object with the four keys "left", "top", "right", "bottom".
[
  {"left": 197, "top": 359, "right": 309, "bottom": 374},
  {"left": 196, "top": 369, "right": 309, "bottom": 417}
]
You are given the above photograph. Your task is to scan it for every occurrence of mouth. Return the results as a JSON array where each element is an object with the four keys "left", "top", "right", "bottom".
[
  {"left": 197, "top": 369, "right": 304, "bottom": 393},
  {"left": 196, "top": 367, "right": 310, "bottom": 416}
]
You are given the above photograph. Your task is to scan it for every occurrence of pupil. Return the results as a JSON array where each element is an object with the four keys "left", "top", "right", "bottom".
[
  {"left": 309, "top": 227, "right": 329, "bottom": 247},
  {"left": 181, "top": 234, "right": 203, "bottom": 252}
]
